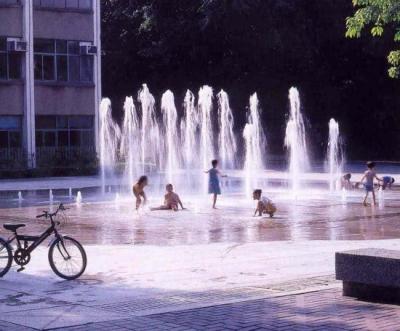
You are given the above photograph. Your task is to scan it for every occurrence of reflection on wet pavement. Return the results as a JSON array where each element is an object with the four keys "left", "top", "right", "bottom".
[{"left": 0, "top": 188, "right": 399, "bottom": 246}]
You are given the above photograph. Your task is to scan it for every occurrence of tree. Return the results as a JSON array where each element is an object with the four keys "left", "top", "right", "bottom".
[{"left": 346, "top": 0, "right": 400, "bottom": 78}]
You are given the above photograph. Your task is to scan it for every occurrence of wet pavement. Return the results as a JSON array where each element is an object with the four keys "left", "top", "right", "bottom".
[{"left": 0, "top": 187, "right": 399, "bottom": 245}]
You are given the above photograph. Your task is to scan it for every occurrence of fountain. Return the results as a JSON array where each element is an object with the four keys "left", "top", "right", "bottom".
[
  {"left": 243, "top": 93, "right": 266, "bottom": 196},
  {"left": 284, "top": 87, "right": 309, "bottom": 193},
  {"left": 76, "top": 191, "right": 82, "bottom": 204},
  {"left": 121, "top": 97, "right": 140, "bottom": 186},
  {"left": 217, "top": 90, "right": 237, "bottom": 169},
  {"left": 18, "top": 191, "right": 22, "bottom": 203},
  {"left": 327, "top": 118, "right": 343, "bottom": 191},
  {"left": 138, "top": 84, "right": 161, "bottom": 174},
  {"left": 49, "top": 189, "right": 53, "bottom": 204},
  {"left": 198, "top": 86, "right": 215, "bottom": 192},
  {"left": 181, "top": 90, "right": 198, "bottom": 169},
  {"left": 99, "top": 98, "right": 121, "bottom": 194},
  {"left": 68, "top": 187, "right": 72, "bottom": 199},
  {"left": 161, "top": 90, "right": 181, "bottom": 183}
]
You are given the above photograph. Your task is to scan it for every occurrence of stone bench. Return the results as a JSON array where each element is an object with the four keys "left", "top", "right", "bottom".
[{"left": 336, "top": 248, "right": 400, "bottom": 303}]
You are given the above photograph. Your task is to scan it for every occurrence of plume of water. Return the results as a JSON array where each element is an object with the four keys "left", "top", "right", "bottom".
[
  {"left": 327, "top": 118, "right": 342, "bottom": 191},
  {"left": 49, "top": 189, "right": 53, "bottom": 204},
  {"left": 99, "top": 98, "right": 121, "bottom": 194},
  {"left": 68, "top": 188, "right": 72, "bottom": 199},
  {"left": 284, "top": 87, "right": 309, "bottom": 193},
  {"left": 76, "top": 191, "right": 82, "bottom": 204},
  {"left": 121, "top": 97, "right": 140, "bottom": 186},
  {"left": 18, "top": 191, "right": 22, "bottom": 203},
  {"left": 181, "top": 90, "right": 198, "bottom": 168},
  {"left": 138, "top": 84, "right": 162, "bottom": 173},
  {"left": 217, "top": 90, "right": 237, "bottom": 169},
  {"left": 198, "top": 86, "right": 215, "bottom": 192},
  {"left": 161, "top": 90, "right": 181, "bottom": 183},
  {"left": 243, "top": 93, "right": 266, "bottom": 195},
  {"left": 198, "top": 86, "right": 214, "bottom": 167}
]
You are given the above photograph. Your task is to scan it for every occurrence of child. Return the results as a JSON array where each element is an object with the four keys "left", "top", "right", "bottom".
[
  {"left": 360, "top": 162, "right": 382, "bottom": 206},
  {"left": 340, "top": 173, "right": 352, "bottom": 190},
  {"left": 381, "top": 176, "right": 395, "bottom": 190},
  {"left": 151, "top": 184, "right": 185, "bottom": 211},
  {"left": 253, "top": 189, "right": 277, "bottom": 217},
  {"left": 133, "top": 175, "right": 148, "bottom": 210},
  {"left": 205, "top": 159, "right": 227, "bottom": 209}
]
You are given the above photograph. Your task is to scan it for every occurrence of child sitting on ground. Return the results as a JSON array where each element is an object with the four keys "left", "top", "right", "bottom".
[
  {"left": 151, "top": 184, "right": 185, "bottom": 211},
  {"left": 253, "top": 189, "right": 276, "bottom": 217},
  {"left": 381, "top": 176, "right": 395, "bottom": 190}
]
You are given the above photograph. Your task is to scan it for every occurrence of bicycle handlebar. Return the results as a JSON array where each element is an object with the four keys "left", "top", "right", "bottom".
[{"left": 36, "top": 203, "right": 66, "bottom": 220}]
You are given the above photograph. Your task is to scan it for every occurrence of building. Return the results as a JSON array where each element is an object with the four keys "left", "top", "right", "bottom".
[{"left": 0, "top": 0, "right": 101, "bottom": 171}]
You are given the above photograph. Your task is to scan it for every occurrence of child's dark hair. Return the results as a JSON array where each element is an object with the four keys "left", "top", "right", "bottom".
[
  {"left": 211, "top": 159, "right": 218, "bottom": 167},
  {"left": 391, "top": 178, "right": 395, "bottom": 184},
  {"left": 344, "top": 173, "right": 351, "bottom": 180},
  {"left": 367, "top": 161, "right": 376, "bottom": 169},
  {"left": 166, "top": 183, "right": 173, "bottom": 189},
  {"left": 138, "top": 175, "right": 148, "bottom": 185},
  {"left": 253, "top": 189, "right": 262, "bottom": 196}
]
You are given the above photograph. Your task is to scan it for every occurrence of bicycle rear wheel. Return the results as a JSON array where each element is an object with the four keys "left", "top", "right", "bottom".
[
  {"left": 48, "top": 236, "right": 87, "bottom": 280},
  {"left": 0, "top": 237, "right": 12, "bottom": 277}
]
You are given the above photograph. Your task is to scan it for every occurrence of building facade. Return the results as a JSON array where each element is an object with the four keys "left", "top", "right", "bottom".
[{"left": 0, "top": 0, "right": 101, "bottom": 170}]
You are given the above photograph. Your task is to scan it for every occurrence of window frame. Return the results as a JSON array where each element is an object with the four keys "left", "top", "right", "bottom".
[
  {"left": 34, "top": 38, "right": 94, "bottom": 83},
  {"left": 33, "top": 0, "right": 92, "bottom": 12},
  {"left": 0, "top": 37, "right": 22, "bottom": 81},
  {"left": 35, "top": 115, "right": 94, "bottom": 149}
]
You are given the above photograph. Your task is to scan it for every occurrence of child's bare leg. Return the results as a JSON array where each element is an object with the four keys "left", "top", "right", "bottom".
[
  {"left": 363, "top": 192, "right": 368, "bottom": 206},
  {"left": 212, "top": 194, "right": 217, "bottom": 209},
  {"left": 136, "top": 198, "right": 141, "bottom": 210},
  {"left": 257, "top": 201, "right": 263, "bottom": 216},
  {"left": 372, "top": 191, "right": 376, "bottom": 205}
]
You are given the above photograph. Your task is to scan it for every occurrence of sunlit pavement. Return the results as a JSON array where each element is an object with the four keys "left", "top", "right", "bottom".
[{"left": 0, "top": 185, "right": 400, "bottom": 330}]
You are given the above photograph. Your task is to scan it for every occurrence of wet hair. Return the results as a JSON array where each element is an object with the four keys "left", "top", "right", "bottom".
[
  {"left": 367, "top": 161, "right": 376, "bottom": 169},
  {"left": 253, "top": 189, "right": 262, "bottom": 196},
  {"left": 391, "top": 178, "right": 395, "bottom": 184},
  {"left": 211, "top": 159, "right": 218, "bottom": 167},
  {"left": 138, "top": 175, "right": 148, "bottom": 185},
  {"left": 344, "top": 173, "right": 351, "bottom": 180},
  {"left": 166, "top": 183, "right": 173, "bottom": 190}
]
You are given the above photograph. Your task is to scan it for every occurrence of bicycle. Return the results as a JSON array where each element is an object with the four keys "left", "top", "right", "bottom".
[{"left": 0, "top": 203, "right": 87, "bottom": 280}]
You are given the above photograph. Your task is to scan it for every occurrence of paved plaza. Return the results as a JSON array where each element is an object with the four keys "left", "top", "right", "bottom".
[{"left": 0, "top": 178, "right": 399, "bottom": 330}]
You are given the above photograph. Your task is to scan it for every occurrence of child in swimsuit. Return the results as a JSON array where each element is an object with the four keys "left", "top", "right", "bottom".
[
  {"left": 151, "top": 184, "right": 185, "bottom": 211},
  {"left": 132, "top": 175, "right": 148, "bottom": 210},
  {"left": 205, "top": 159, "right": 227, "bottom": 209},
  {"left": 381, "top": 176, "right": 395, "bottom": 190},
  {"left": 253, "top": 189, "right": 277, "bottom": 217},
  {"left": 360, "top": 162, "right": 382, "bottom": 206}
]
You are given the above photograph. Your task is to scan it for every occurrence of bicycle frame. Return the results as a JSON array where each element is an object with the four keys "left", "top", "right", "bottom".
[{"left": 6, "top": 213, "right": 62, "bottom": 256}]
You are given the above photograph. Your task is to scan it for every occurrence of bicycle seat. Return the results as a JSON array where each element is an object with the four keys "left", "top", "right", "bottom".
[{"left": 3, "top": 224, "right": 26, "bottom": 232}]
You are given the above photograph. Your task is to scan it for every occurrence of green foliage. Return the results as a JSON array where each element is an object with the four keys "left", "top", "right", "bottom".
[{"left": 346, "top": 0, "right": 400, "bottom": 78}]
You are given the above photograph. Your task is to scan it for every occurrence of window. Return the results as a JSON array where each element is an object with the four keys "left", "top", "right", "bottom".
[
  {"left": 34, "top": 39, "right": 94, "bottom": 82},
  {"left": 0, "top": 116, "right": 22, "bottom": 149},
  {"left": 35, "top": 115, "right": 94, "bottom": 149},
  {"left": 0, "top": 37, "right": 22, "bottom": 80},
  {"left": 0, "top": 0, "right": 20, "bottom": 6},
  {"left": 33, "top": 0, "right": 91, "bottom": 10}
]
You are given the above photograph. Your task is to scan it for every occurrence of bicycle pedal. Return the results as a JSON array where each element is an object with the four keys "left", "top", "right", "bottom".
[{"left": 17, "top": 267, "right": 25, "bottom": 272}]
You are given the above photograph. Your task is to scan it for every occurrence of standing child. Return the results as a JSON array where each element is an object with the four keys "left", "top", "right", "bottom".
[
  {"left": 133, "top": 175, "right": 148, "bottom": 210},
  {"left": 205, "top": 159, "right": 227, "bottom": 209},
  {"left": 360, "top": 162, "right": 382, "bottom": 206},
  {"left": 253, "top": 189, "right": 277, "bottom": 217}
]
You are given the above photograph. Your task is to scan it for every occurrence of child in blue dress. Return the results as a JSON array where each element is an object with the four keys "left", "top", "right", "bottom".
[{"left": 205, "top": 159, "right": 227, "bottom": 209}]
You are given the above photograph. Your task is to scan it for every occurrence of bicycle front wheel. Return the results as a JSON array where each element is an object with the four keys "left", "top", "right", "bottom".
[
  {"left": 0, "top": 237, "right": 12, "bottom": 277},
  {"left": 48, "top": 236, "right": 87, "bottom": 280}
]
